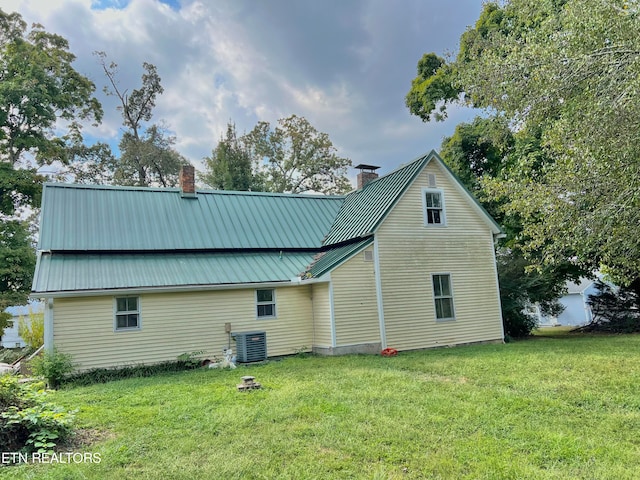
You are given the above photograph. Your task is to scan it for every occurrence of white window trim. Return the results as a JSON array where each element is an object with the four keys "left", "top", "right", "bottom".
[
  {"left": 113, "top": 296, "right": 142, "bottom": 331},
  {"left": 422, "top": 187, "right": 447, "bottom": 227},
  {"left": 431, "top": 273, "right": 455, "bottom": 322},
  {"left": 256, "top": 288, "right": 277, "bottom": 319}
]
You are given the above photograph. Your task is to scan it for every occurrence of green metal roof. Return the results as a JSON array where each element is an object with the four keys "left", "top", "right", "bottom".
[
  {"left": 306, "top": 237, "right": 374, "bottom": 278},
  {"left": 38, "top": 184, "right": 344, "bottom": 251},
  {"left": 322, "top": 152, "right": 430, "bottom": 245},
  {"left": 322, "top": 150, "right": 502, "bottom": 245},
  {"left": 33, "top": 251, "right": 315, "bottom": 294},
  {"left": 32, "top": 151, "right": 503, "bottom": 295}
]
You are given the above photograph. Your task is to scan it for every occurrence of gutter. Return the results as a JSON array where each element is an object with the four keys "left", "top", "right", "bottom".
[{"left": 31, "top": 276, "right": 331, "bottom": 299}]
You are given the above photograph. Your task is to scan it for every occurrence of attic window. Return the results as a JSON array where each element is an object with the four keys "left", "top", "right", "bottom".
[
  {"left": 364, "top": 250, "right": 373, "bottom": 262},
  {"left": 115, "top": 296, "right": 140, "bottom": 330},
  {"left": 422, "top": 188, "right": 446, "bottom": 226},
  {"left": 256, "top": 289, "right": 276, "bottom": 318}
]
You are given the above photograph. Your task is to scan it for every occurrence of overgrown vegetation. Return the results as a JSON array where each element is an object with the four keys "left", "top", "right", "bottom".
[
  {"left": 30, "top": 349, "right": 75, "bottom": 389},
  {"left": 3, "top": 334, "right": 640, "bottom": 479},
  {"left": 0, "top": 346, "right": 31, "bottom": 364},
  {"left": 0, "top": 375, "right": 75, "bottom": 454},
  {"left": 62, "top": 356, "right": 205, "bottom": 387}
]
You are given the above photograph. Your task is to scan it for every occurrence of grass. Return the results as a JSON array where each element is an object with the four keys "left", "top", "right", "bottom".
[{"left": 3, "top": 332, "right": 640, "bottom": 479}]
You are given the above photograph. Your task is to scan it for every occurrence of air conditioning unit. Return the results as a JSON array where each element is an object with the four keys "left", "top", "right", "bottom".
[{"left": 232, "top": 331, "right": 267, "bottom": 363}]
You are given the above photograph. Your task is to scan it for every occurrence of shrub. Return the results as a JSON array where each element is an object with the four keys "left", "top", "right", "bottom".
[
  {"left": 0, "top": 375, "right": 75, "bottom": 453},
  {"left": 18, "top": 309, "right": 45, "bottom": 349},
  {"left": 31, "top": 349, "right": 75, "bottom": 388}
]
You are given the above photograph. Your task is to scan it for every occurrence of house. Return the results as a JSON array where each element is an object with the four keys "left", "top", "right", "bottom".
[
  {"left": 1, "top": 302, "right": 43, "bottom": 349},
  {"left": 536, "top": 278, "right": 600, "bottom": 327},
  {"left": 31, "top": 150, "right": 505, "bottom": 371}
]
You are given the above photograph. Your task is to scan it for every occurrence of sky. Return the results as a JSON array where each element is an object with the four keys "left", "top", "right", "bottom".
[{"left": 2, "top": 0, "right": 485, "bottom": 182}]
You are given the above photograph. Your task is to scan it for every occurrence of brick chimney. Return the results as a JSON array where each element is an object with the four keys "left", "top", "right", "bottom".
[
  {"left": 179, "top": 165, "right": 196, "bottom": 197},
  {"left": 355, "top": 164, "right": 380, "bottom": 189}
]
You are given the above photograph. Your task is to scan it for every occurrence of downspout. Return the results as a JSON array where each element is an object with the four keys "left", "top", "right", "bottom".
[
  {"left": 374, "top": 236, "right": 387, "bottom": 349},
  {"left": 328, "top": 275, "right": 337, "bottom": 349}
]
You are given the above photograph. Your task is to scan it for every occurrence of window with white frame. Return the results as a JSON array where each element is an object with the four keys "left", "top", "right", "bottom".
[
  {"left": 256, "top": 289, "right": 276, "bottom": 318},
  {"left": 432, "top": 274, "right": 455, "bottom": 320},
  {"left": 423, "top": 188, "right": 446, "bottom": 226},
  {"left": 115, "top": 296, "right": 140, "bottom": 330}
]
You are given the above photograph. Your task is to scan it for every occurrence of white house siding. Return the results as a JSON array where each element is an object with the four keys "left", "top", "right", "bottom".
[
  {"left": 376, "top": 162, "right": 503, "bottom": 351},
  {"left": 331, "top": 247, "right": 380, "bottom": 346},
  {"left": 53, "top": 285, "right": 314, "bottom": 371},
  {"left": 311, "top": 282, "right": 333, "bottom": 349}
]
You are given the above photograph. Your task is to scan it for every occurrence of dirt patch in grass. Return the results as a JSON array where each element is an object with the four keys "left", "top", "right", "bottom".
[{"left": 58, "top": 427, "right": 115, "bottom": 451}]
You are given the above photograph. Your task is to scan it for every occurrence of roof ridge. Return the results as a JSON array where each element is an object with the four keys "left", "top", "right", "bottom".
[{"left": 43, "top": 182, "right": 346, "bottom": 199}]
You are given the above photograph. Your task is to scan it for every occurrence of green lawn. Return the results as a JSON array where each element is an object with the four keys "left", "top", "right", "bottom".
[{"left": 3, "top": 333, "right": 640, "bottom": 479}]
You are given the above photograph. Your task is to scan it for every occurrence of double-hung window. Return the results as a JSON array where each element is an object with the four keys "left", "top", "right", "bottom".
[
  {"left": 432, "top": 274, "right": 455, "bottom": 321},
  {"left": 423, "top": 188, "right": 446, "bottom": 226},
  {"left": 115, "top": 296, "right": 140, "bottom": 330},
  {"left": 256, "top": 289, "right": 276, "bottom": 318}
]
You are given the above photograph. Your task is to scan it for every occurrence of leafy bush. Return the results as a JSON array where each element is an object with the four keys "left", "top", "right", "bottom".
[
  {"left": 31, "top": 349, "right": 75, "bottom": 388},
  {"left": 583, "top": 280, "right": 640, "bottom": 333},
  {"left": 0, "top": 375, "right": 75, "bottom": 453},
  {"left": 18, "top": 309, "right": 45, "bottom": 349}
]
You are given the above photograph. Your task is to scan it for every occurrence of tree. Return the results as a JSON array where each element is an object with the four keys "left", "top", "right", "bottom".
[
  {"left": 97, "top": 52, "right": 187, "bottom": 187},
  {"left": 584, "top": 279, "right": 640, "bottom": 333},
  {"left": 115, "top": 124, "right": 188, "bottom": 187},
  {"left": 439, "top": 119, "right": 580, "bottom": 336},
  {"left": 0, "top": 9, "right": 102, "bottom": 166},
  {"left": 407, "top": 0, "right": 640, "bottom": 289},
  {"left": 0, "top": 219, "right": 35, "bottom": 331},
  {"left": 0, "top": 9, "right": 103, "bottom": 334},
  {"left": 243, "top": 115, "right": 352, "bottom": 195},
  {"left": 200, "top": 122, "right": 263, "bottom": 191}
]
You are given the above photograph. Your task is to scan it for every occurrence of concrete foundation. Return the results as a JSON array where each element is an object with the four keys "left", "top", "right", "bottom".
[{"left": 313, "top": 342, "right": 382, "bottom": 356}]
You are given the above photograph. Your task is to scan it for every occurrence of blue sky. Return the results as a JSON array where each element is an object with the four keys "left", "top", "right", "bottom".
[{"left": 4, "top": 0, "right": 485, "bottom": 182}]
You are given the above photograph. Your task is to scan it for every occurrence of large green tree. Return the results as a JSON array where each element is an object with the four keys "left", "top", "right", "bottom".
[
  {"left": 439, "top": 118, "right": 579, "bottom": 336},
  {"left": 0, "top": 9, "right": 102, "bottom": 166},
  {"left": 97, "top": 52, "right": 187, "bottom": 187},
  {"left": 200, "top": 122, "right": 263, "bottom": 191},
  {"left": 407, "top": 0, "right": 640, "bottom": 289},
  {"left": 0, "top": 10, "right": 103, "bottom": 330},
  {"left": 243, "top": 115, "right": 352, "bottom": 195}
]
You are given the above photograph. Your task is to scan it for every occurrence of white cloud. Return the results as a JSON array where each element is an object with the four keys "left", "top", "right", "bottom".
[{"left": 5, "top": 0, "right": 485, "bottom": 175}]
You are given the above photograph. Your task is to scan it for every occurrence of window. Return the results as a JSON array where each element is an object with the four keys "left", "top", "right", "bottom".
[
  {"left": 115, "top": 296, "right": 140, "bottom": 330},
  {"left": 432, "top": 274, "right": 455, "bottom": 320},
  {"left": 256, "top": 289, "right": 276, "bottom": 318},
  {"left": 423, "top": 188, "right": 446, "bottom": 226}
]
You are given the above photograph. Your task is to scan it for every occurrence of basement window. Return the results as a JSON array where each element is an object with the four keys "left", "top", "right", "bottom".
[
  {"left": 432, "top": 274, "right": 455, "bottom": 321},
  {"left": 422, "top": 188, "right": 446, "bottom": 226},
  {"left": 115, "top": 296, "right": 140, "bottom": 330},
  {"left": 256, "top": 289, "right": 276, "bottom": 318}
]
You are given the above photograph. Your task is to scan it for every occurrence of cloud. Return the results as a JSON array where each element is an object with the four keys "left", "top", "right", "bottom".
[{"left": 6, "top": 0, "right": 485, "bottom": 175}]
